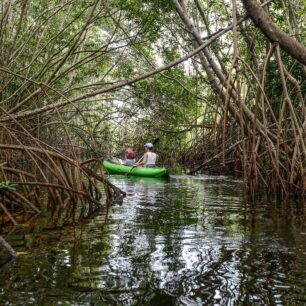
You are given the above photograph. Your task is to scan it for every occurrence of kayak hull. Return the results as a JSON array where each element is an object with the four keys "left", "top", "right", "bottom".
[{"left": 103, "top": 160, "right": 169, "bottom": 178}]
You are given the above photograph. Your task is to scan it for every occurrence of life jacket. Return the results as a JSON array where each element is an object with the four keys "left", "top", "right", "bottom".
[{"left": 145, "top": 152, "right": 157, "bottom": 165}]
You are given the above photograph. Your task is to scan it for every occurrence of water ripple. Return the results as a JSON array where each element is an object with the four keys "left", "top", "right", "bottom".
[{"left": 0, "top": 175, "right": 305, "bottom": 305}]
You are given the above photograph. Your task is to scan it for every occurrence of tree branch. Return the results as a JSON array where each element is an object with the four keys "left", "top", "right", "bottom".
[{"left": 241, "top": 0, "right": 306, "bottom": 66}]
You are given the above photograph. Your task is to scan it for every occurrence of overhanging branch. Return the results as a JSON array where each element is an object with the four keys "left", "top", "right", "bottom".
[{"left": 241, "top": 0, "right": 306, "bottom": 66}]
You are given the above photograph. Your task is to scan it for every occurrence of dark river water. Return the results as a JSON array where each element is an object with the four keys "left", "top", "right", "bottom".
[{"left": 0, "top": 175, "right": 306, "bottom": 305}]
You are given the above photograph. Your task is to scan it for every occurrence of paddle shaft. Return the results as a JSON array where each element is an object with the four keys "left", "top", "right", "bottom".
[{"left": 126, "top": 155, "right": 144, "bottom": 176}]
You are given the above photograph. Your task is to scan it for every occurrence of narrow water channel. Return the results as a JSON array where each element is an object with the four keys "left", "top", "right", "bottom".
[{"left": 0, "top": 175, "right": 306, "bottom": 305}]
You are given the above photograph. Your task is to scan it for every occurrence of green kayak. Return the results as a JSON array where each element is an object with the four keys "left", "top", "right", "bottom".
[{"left": 103, "top": 160, "right": 169, "bottom": 178}]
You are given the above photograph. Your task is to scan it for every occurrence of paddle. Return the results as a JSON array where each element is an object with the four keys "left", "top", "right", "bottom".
[
  {"left": 125, "top": 138, "right": 160, "bottom": 177},
  {"left": 125, "top": 156, "right": 143, "bottom": 177}
]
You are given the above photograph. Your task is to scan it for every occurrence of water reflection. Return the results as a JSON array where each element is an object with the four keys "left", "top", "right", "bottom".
[{"left": 0, "top": 175, "right": 305, "bottom": 305}]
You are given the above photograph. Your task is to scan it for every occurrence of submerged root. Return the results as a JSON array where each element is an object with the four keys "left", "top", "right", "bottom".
[
  {"left": 0, "top": 130, "right": 125, "bottom": 256},
  {"left": 183, "top": 118, "right": 306, "bottom": 195}
]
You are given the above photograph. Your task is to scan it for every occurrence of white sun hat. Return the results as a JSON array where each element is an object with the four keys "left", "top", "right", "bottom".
[{"left": 144, "top": 143, "right": 153, "bottom": 148}]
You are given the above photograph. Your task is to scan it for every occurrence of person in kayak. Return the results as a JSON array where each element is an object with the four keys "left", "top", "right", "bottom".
[
  {"left": 122, "top": 147, "right": 136, "bottom": 166},
  {"left": 135, "top": 143, "right": 157, "bottom": 168}
]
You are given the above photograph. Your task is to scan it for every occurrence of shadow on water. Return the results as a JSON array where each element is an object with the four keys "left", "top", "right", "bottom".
[{"left": 0, "top": 174, "right": 305, "bottom": 305}]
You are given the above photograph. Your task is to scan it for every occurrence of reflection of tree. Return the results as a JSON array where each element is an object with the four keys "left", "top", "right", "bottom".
[
  {"left": 97, "top": 177, "right": 306, "bottom": 305},
  {"left": 0, "top": 177, "right": 305, "bottom": 305},
  {"left": 233, "top": 198, "right": 306, "bottom": 305},
  {"left": 0, "top": 206, "right": 111, "bottom": 305}
]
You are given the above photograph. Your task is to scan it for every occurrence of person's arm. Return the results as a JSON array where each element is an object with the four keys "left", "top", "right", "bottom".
[{"left": 135, "top": 153, "right": 147, "bottom": 167}]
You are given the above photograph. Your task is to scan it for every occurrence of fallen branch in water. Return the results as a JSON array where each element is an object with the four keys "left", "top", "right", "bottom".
[{"left": 188, "top": 140, "right": 244, "bottom": 175}]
